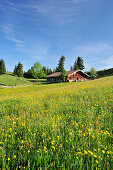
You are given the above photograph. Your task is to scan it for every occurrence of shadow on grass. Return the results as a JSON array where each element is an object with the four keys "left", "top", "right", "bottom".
[{"left": 0, "top": 83, "right": 6, "bottom": 86}]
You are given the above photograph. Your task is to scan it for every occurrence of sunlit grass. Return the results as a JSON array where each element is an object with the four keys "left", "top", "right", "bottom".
[
  {"left": 0, "top": 73, "right": 32, "bottom": 86},
  {"left": 0, "top": 76, "right": 113, "bottom": 169}
]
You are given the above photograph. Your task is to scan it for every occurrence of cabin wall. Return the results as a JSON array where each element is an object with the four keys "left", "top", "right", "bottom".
[
  {"left": 47, "top": 77, "right": 61, "bottom": 82},
  {"left": 67, "top": 73, "right": 88, "bottom": 82}
]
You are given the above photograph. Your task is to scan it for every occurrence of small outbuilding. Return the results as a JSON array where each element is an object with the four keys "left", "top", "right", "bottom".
[{"left": 46, "top": 70, "right": 90, "bottom": 83}]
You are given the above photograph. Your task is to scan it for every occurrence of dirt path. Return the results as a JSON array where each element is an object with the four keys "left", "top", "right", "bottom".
[{"left": 0, "top": 84, "right": 31, "bottom": 88}]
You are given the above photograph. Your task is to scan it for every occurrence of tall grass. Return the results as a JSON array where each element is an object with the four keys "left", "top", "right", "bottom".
[{"left": 0, "top": 77, "right": 113, "bottom": 169}]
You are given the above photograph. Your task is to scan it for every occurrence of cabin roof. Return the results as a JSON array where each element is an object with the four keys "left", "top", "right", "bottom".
[{"left": 47, "top": 70, "right": 90, "bottom": 78}]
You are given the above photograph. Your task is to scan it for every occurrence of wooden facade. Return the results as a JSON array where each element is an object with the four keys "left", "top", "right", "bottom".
[
  {"left": 67, "top": 71, "right": 89, "bottom": 82},
  {"left": 47, "top": 70, "right": 90, "bottom": 83}
]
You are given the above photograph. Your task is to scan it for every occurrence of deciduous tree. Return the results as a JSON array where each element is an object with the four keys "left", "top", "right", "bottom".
[
  {"left": 31, "top": 62, "right": 46, "bottom": 78},
  {"left": 90, "top": 67, "right": 97, "bottom": 79}
]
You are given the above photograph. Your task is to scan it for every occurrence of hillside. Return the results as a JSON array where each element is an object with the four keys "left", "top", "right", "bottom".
[
  {"left": 0, "top": 73, "right": 33, "bottom": 86},
  {"left": 0, "top": 76, "right": 113, "bottom": 169},
  {"left": 86, "top": 68, "right": 113, "bottom": 78},
  {"left": 97, "top": 68, "right": 113, "bottom": 78}
]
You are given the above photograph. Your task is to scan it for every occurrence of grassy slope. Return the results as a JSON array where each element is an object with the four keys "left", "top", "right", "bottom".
[
  {"left": 0, "top": 73, "right": 36, "bottom": 86},
  {"left": 0, "top": 76, "right": 113, "bottom": 169}
]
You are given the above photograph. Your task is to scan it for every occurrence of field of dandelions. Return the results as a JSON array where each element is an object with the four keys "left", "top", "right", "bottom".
[{"left": 0, "top": 76, "right": 113, "bottom": 169}]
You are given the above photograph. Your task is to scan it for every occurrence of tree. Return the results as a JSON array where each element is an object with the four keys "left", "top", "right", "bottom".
[
  {"left": 0, "top": 59, "right": 6, "bottom": 75},
  {"left": 60, "top": 68, "right": 67, "bottom": 81},
  {"left": 16, "top": 62, "right": 23, "bottom": 77},
  {"left": 24, "top": 69, "right": 34, "bottom": 78},
  {"left": 42, "top": 66, "right": 47, "bottom": 76},
  {"left": 70, "top": 66, "right": 73, "bottom": 71},
  {"left": 31, "top": 62, "right": 46, "bottom": 78},
  {"left": 90, "top": 67, "right": 97, "bottom": 79},
  {"left": 55, "top": 66, "right": 59, "bottom": 72},
  {"left": 13, "top": 65, "right": 17, "bottom": 75},
  {"left": 53, "top": 69, "right": 55, "bottom": 73},
  {"left": 57, "top": 55, "right": 65, "bottom": 72},
  {"left": 73, "top": 61, "right": 79, "bottom": 70},
  {"left": 76, "top": 56, "right": 85, "bottom": 70}
]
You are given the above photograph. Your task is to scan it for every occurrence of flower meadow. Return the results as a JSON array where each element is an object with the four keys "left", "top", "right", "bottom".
[{"left": 0, "top": 77, "right": 113, "bottom": 169}]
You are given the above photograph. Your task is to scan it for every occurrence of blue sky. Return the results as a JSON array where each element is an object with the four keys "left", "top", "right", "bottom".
[{"left": 0, "top": 0, "right": 113, "bottom": 72}]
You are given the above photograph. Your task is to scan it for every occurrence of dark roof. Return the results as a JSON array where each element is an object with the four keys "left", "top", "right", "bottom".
[
  {"left": 47, "top": 70, "right": 77, "bottom": 78},
  {"left": 47, "top": 72, "right": 61, "bottom": 77},
  {"left": 47, "top": 70, "right": 90, "bottom": 78}
]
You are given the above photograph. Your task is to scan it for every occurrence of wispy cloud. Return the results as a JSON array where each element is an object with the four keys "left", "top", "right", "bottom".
[
  {"left": 99, "top": 55, "right": 113, "bottom": 70},
  {"left": 75, "top": 43, "right": 113, "bottom": 56},
  {"left": 69, "top": 42, "right": 113, "bottom": 70},
  {"left": 1, "top": 0, "right": 90, "bottom": 26},
  {"left": 26, "top": 0, "right": 90, "bottom": 25},
  {"left": 2, "top": 24, "right": 24, "bottom": 48}
]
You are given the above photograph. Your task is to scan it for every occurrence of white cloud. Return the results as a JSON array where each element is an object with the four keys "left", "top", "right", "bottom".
[
  {"left": 27, "top": 0, "right": 86, "bottom": 24},
  {"left": 75, "top": 43, "right": 113, "bottom": 56},
  {"left": 2, "top": 24, "right": 24, "bottom": 48},
  {"left": 99, "top": 55, "right": 113, "bottom": 70},
  {"left": 3, "top": 0, "right": 90, "bottom": 25}
]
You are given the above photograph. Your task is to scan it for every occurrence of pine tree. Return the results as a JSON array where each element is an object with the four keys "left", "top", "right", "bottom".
[
  {"left": 42, "top": 66, "right": 47, "bottom": 75},
  {"left": 53, "top": 69, "right": 55, "bottom": 73},
  {"left": 0, "top": 59, "right": 6, "bottom": 74},
  {"left": 76, "top": 56, "right": 85, "bottom": 70},
  {"left": 73, "top": 61, "right": 79, "bottom": 70},
  {"left": 70, "top": 66, "right": 73, "bottom": 71},
  {"left": 57, "top": 55, "right": 65, "bottom": 72},
  {"left": 16, "top": 62, "right": 23, "bottom": 77},
  {"left": 49, "top": 68, "right": 52, "bottom": 75},
  {"left": 60, "top": 68, "right": 67, "bottom": 81},
  {"left": 55, "top": 67, "right": 59, "bottom": 72},
  {"left": 13, "top": 65, "right": 17, "bottom": 75}
]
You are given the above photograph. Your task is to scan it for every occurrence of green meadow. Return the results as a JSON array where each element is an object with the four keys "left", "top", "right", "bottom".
[
  {"left": 0, "top": 76, "right": 113, "bottom": 169},
  {"left": 0, "top": 73, "right": 32, "bottom": 86}
]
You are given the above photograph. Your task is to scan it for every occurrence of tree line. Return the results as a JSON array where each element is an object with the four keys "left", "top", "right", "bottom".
[{"left": 0, "top": 56, "right": 98, "bottom": 79}]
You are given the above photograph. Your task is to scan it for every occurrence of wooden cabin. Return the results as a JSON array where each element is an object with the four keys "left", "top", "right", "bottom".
[{"left": 46, "top": 70, "right": 90, "bottom": 83}]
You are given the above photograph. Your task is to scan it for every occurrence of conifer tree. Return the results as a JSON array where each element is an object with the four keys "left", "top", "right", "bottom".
[
  {"left": 53, "top": 69, "right": 55, "bottom": 73},
  {"left": 57, "top": 55, "right": 65, "bottom": 72},
  {"left": 70, "top": 66, "right": 73, "bottom": 71},
  {"left": 16, "top": 62, "right": 23, "bottom": 77},
  {"left": 0, "top": 59, "right": 6, "bottom": 74},
  {"left": 42, "top": 66, "right": 47, "bottom": 75},
  {"left": 60, "top": 68, "right": 67, "bottom": 81},
  {"left": 13, "top": 65, "right": 17, "bottom": 75},
  {"left": 73, "top": 61, "right": 79, "bottom": 70},
  {"left": 76, "top": 56, "right": 85, "bottom": 70}
]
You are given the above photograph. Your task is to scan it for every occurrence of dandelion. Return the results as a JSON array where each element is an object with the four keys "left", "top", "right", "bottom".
[
  {"left": 94, "top": 155, "right": 97, "bottom": 158},
  {"left": 95, "top": 160, "right": 99, "bottom": 164},
  {"left": 88, "top": 150, "right": 93, "bottom": 155},
  {"left": 102, "top": 150, "right": 105, "bottom": 154},
  {"left": 8, "top": 158, "right": 10, "bottom": 161},
  {"left": 84, "top": 150, "right": 88, "bottom": 154},
  {"left": 57, "top": 136, "right": 60, "bottom": 140},
  {"left": 51, "top": 141, "right": 55, "bottom": 145},
  {"left": 52, "top": 146, "right": 55, "bottom": 151},
  {"left": 14, "top": 155, "right": 16, "bottom": 158}
]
